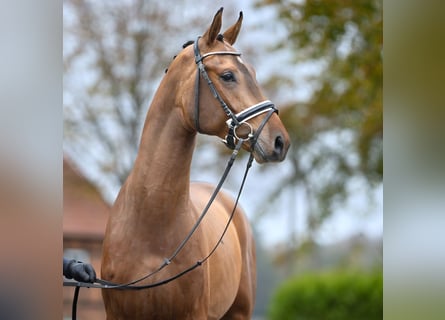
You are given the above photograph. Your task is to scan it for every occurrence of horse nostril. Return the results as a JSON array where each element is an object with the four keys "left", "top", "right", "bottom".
[{"left": 274, "top": 135, "right": 284, "bottom": 154}]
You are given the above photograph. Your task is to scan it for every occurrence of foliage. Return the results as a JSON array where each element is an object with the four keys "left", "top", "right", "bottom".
[
  {"left": 268, "top": 270, "right": 383, "bottom": 320},
  {"left": 254, "top": 0, "right": 382, "bottom": 234}
]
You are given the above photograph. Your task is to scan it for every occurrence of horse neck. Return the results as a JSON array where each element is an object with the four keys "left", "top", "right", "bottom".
[{"left": 127, "top": 78, "right": 196, "bottom": 223}]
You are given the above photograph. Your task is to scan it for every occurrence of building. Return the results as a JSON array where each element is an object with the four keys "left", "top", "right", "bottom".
[{"left": 63, "top": 157, "right": 109, "bottom": 319}]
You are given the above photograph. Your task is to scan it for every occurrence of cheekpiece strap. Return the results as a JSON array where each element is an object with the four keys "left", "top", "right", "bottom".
[{"left": 193, "top": 37, "right": 278, "bottom": 150}]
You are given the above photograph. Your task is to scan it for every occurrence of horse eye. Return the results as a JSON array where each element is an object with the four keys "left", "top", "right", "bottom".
[{"left": 220, "top": 71, "right": 236, "bottom": 82}]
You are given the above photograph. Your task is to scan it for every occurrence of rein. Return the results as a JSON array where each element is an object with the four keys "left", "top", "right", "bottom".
[
  {"left": 65, "top": 139, "right": 251, "bottom": 293},
  {"left": 63, "top": 36, "right": 278, "bottom": 320},
  {"left": 64, "top": 140, "right": 255, "bottom": 320}
]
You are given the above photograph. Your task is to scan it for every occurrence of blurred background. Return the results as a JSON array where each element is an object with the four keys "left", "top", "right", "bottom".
[
  {"left": 5, "top": 0, "right": 445, "bottom": 319},
  {"left": 63, "top": 0, "right": 382, "bottom": 318}
]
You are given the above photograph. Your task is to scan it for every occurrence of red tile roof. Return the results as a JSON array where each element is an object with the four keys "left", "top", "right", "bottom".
[{"left": 63, "top": 157, "right": 109, "bottom": 240}]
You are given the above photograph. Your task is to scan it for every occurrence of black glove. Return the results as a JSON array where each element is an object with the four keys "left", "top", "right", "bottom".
[{"left": 63, "top": 258, "right": 96, "bottom": 283}]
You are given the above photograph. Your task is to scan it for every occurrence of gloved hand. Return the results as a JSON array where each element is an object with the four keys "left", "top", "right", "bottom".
[{"left": 63, "top": 258, "right": 96, "bottom": 283}]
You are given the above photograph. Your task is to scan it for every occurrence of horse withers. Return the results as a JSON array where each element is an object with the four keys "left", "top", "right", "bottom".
[{"left": 101, "top": 8, "right": 290, "bottom": 319}]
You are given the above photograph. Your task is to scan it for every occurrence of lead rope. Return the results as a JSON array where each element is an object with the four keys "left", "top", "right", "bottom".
[{"left": 72, "top": 286, "right": 79, "bottom": 320}]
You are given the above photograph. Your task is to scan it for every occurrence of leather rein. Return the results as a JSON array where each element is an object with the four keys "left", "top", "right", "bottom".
[{"left": 63, "top": 36, "right": 277, "bottom": 319}]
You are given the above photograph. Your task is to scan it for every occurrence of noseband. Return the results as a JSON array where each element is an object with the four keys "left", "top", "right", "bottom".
[{"left": 193, "top": 36, "right": 278, "bottom": 149}]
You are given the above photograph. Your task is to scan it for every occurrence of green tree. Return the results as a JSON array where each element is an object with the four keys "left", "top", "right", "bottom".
[{"left": 255, "top": 0, "right": 382, "bottom": 239}]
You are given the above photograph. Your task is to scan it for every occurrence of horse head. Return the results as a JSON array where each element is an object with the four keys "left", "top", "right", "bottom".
[{"left": 169, "top": 8, "right": 290, "bottom": 163}]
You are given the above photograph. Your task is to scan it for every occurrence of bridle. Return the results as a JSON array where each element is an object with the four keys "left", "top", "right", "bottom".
[
  {"left": 193, "top": 36, "right": 278, "bottom": 149},
  {"left": 63, "top": 36, "right": 279, "bottom": 320}
]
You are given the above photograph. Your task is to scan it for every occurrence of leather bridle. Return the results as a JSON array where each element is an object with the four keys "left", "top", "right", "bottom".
[
  {"left": 193, "top": 36, "right": 278, "bottom": 149},
  {"left": 63, "top": 36, "right": 280, "bottom": 320}
]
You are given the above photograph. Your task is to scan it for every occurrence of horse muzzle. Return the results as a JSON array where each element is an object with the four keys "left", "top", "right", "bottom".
[{"left": 251, "top": 131, "right": 290, "bottom": 163}]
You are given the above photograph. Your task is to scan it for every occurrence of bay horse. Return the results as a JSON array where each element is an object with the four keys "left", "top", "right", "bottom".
[{"left": 101, "top": 8, "right": 290, "bottom": 319}]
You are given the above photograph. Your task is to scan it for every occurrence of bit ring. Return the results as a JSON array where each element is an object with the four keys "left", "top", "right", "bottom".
[{"left": 233, "top": 122, "right": 254, "bottom": 141}]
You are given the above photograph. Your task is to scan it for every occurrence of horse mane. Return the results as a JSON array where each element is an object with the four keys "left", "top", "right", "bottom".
[{"left": 165, "top": 35, "right": 225, "bottom": 74}]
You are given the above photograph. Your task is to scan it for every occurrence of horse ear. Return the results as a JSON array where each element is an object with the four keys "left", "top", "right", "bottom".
[
  {"left": 203, "top": 7, "right": 223, "bottom": 45},
  {"left": 223, "top": 11, "right": 243, "bottom": 45}
]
